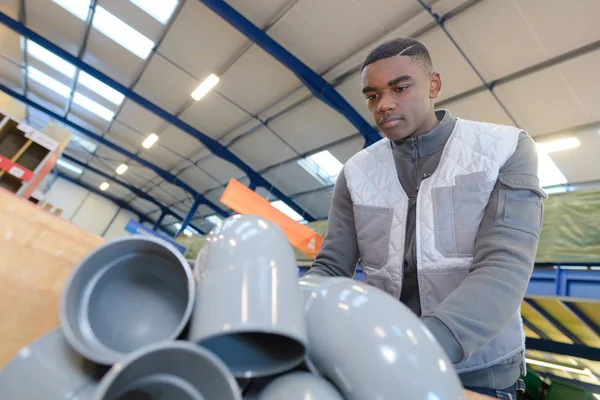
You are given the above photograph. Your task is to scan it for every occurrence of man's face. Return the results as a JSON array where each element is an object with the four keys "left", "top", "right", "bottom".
[{"left": 361, "top": 56, "right": 441, "bottom": 141}]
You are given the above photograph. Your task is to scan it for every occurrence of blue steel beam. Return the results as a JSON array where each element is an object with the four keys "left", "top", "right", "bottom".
[
  {"left": 60, "top": 154, "right": 207, "bottom": 234},
  {"left": 198, "top": 0, "right": 381, "bottom": 147},
  {"left": 153, "top": 210, "right": 167, "bottom": 231},
  {"left": 0, "top": 82, "right": 229, "bottom": 219},
  {"left": 0, "top": 12, "right": 315, "bottom": 222},
  {"left": 176, "top": 196, "right": 203, "bottom": 237}
]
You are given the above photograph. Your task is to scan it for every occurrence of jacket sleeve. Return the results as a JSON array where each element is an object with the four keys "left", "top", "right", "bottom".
[
  {"left": 306, "top": 166, "right": 360, "bottom": 278},
  {"left": 421, "top": 131, "right": 547, "bottom": 363}
]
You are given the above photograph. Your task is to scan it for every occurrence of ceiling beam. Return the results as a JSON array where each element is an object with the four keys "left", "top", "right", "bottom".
[
  {"left": 61, "top": 154, "right": 207, "bottom": 234},
  {"left": 0, "top": 11, "right": 315, "bottom": 222},
  {"left": 197, "top": 0, "right": 381, "bottom": 147},
  {"left": 0, "top": 81, "right": 229, "bottom": 219}
]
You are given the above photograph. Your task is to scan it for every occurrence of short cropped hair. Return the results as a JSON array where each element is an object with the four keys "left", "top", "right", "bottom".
[{"left": 361, "top": 37, "right": 433, "bottom": 72}]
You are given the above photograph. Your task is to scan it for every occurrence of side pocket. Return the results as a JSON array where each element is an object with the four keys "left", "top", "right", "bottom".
[
  {"left": 432, "top": 172, "right": 495, "bottom": 258},
  {"left": 496, "top": 174, "right": 546, "bottom": 238},
  {"left": 352, "top": 204, "right": 393, "bottom": 268}
]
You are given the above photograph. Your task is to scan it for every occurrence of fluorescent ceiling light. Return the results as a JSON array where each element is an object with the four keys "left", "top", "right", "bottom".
[
  {"left": 191, "top": 74, "right": 220, "bottom": 101},
  {"left": 56, "top": 159, "right": 83, "bottom": 175},
  {"left": 52, "top": 0, "right": 91, "bottom": 20},
  {"left": 27, "top": 40, "right": 76, "bottom": 78},
  {"left": 142, "top": 133, "right": 159, "bottom": 149},
  {"left": 271, "top": 200, "right": 304, "bottom": 222},
  {"left": 73, "top": 92, "right": 115, "bottom": 121},
  {"left": 99, "top": 182, "right": 110, "bottom": 191},
  {"left": 27, "top": 66, "right": 71, "bottom": 97},
  {"left": 298, "top": 150, "right": 343, "bottom": 186},
  {"left": 536, "top": 137, "right": 580, "bottom": 153},
  {"left": 116, "top": 164, "right": 128, "bottom": 175},
  {"left": 93, "top": 6, "right": 155, "bottom": 59},
  {"left": 78, "top": 72, "right": 125, "bottom": 105},
  {"left": 525, "top": 358, "right": 593, "bottom": 376},
  {"left": 206, "top": 215, "right": 222, "bottom": 225},
  {"left": 538, "top": 152, "right": 567, "bottom": 188},
  {"left": 71, "top": 134, "right": 97, "bottom": 153},
  {"left": 129, "top": 0, "right": 178, "bottom": 24}
]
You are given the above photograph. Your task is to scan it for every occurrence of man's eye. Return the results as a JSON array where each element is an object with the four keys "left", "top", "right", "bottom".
[
  {"left": 366, "top": 94, "right": 378, "bottom": 101},
  {"left": 394, "top": 86, "right": 408, "bottom": 93}
]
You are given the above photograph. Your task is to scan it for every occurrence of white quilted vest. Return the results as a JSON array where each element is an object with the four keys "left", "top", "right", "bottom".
[{"left": 344, "top": 118, "right": 523, "bottom": 373}]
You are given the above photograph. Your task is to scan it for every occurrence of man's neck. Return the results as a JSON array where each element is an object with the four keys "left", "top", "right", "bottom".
[{"left": 412, "top": 111, "right": 440, "bottom": 138}]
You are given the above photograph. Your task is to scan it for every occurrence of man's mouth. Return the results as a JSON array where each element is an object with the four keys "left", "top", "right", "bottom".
[{"left": 380, "top": 116, "right": 403, "bottom": 129}]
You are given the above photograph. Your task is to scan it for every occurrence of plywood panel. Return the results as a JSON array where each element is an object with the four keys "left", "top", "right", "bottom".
[{"left": 0, "top": 189, "right": 104, "bottom": 367}]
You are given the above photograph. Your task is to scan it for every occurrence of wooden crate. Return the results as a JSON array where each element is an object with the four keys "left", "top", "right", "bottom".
[{"left": 0, "top": 188, "right": 103, "bottom": 366}]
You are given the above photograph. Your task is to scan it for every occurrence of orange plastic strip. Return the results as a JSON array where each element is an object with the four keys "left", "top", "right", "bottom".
[{"left": 220, "top": 178, "right": 322, "bottom": 258}]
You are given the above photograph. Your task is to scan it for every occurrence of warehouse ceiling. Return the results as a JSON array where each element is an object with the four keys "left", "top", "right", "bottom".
[{"left": 0, "top": 0, "right": 599, "bottom": 235}]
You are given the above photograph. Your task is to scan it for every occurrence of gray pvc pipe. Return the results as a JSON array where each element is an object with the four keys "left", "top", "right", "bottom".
[
  {"left": 189, "top": 215, "right": 308, "bottom": 379},
  {"left": 298, "top": 275, "right": 465, "bottom": 400},
  {"left": 254, "top": 371, "right": 344, "bottom": 400},
  {"left": 93, "top": 341, "right": 241, "bottom": 400},
  {"left": 60, "top": 236, "right": 195, "bottom": 365},
  {"left": 0, "top": 328, "right": 102, "bottom": 399}
]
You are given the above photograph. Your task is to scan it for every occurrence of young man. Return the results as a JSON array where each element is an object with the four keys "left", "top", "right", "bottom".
[{"left": 307, "top": 37, "right": 547, "bottom": 398}]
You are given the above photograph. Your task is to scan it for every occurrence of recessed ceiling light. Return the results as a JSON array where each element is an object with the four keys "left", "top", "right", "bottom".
[
  {"left": 116, "top": 164, "right": 128, "bottom": 175},
  {"left": 191, "top": 74, "right": 219, "bottom": 101},
  {"left": 99, "top": 182, "right": 110, "bottom": 191},
  {"left": 142, "top": 133, "right": 159, "bottom": 149}
]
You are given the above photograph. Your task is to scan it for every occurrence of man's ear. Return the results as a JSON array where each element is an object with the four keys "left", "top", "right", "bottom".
[{"left": 430, "top": 72, "right": 442, "bottom": 99}]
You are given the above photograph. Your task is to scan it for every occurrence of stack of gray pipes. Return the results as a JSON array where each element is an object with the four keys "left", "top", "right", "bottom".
[{"left": 0, "top": 214, "right": 464, "bottom": 400}]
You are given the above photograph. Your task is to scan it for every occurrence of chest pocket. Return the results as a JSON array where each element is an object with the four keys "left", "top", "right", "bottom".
[
  {"left": 352, "top": 204, "right": 393, "bottom": 268},
  {"left": 432, "top": 172, "right": 495, "bottom": 258}
]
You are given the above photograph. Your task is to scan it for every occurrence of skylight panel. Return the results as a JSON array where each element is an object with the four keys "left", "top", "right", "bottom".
[
  {"left": 173, "top": 222, "right": 197, "bottom": 237},
  {"left": 56, "top": 159, "right": 83, "bottom": 175},
  {"left": 27, "top": 40, "right": 76, "bottom": 78},
  {"left": 52, "top": 0, "right": 91, "bottom": 21},
  {"left": 271, "top": 200, "right": 304, "bottom": 222},
  {"left": 73, "top": 92, "right": 115, "bottom": 121},
  {"left": 129, "top": 0, "right": 178, "bottom": 24},
  {"left": 298, "top": 150, "right": 343, "bottom": 185},
  {"left": 536, "top": 137, "right": 580, "bottom": 153},
  {"left": 78, "top": 72, "right": 125, "bottom": 105},
  {"left": 71, "top": 134, "right": 98, "bottom": 153},
  {"left": 27, "top": 66, "right": 71, "bottom": 97},
  {"left": 93, "top": 6, "right": 155, "bottom": 59},
  {"left": 538, "top": 151, "right": 567, "bottom": 188},
  {"left": 206, "top": 215, "right": 223, "bottom": 225}
]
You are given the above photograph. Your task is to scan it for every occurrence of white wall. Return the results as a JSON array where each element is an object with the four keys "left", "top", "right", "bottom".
[
  {"left": 103, "top": 208, "right": 137, "bottom": 240},
  {"left": 43, "top": 177, "right": 138, "bottom": 238}
]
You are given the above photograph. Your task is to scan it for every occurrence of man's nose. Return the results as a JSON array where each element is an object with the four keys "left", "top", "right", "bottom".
[{"left": 377, "top": 93, "right": 396, "bottom": 113}]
